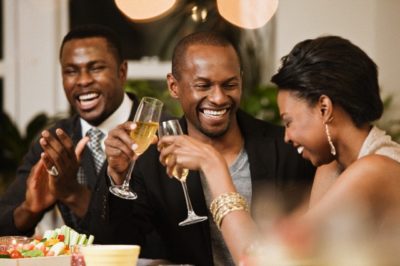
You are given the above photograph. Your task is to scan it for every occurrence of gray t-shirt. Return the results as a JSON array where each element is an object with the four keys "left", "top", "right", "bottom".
[{"left": 200, "top": 148, "right": 252, "bottom": 266}]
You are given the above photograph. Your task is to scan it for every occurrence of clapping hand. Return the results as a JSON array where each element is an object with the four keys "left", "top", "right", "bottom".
[
  {"left": 39, "top": 128, "right": 88, "bottom": 201},
  {"left": 16, "top": 129, "right": 89, "bottom": 231},
  {"left": 23, "top": 159, "right": 56, "bottom": 213},
  {"left": 24, "top": 127, "right": 87, "bottom": 211}
]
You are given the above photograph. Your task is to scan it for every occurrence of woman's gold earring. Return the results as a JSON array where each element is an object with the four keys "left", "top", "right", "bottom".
[{"left": 325, "top": 123, "right": 336, "bottom": 156}]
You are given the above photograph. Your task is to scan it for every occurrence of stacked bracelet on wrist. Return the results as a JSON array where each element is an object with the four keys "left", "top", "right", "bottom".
[{"left": 210, "top": 192, "right": 249, "bottom": 230}]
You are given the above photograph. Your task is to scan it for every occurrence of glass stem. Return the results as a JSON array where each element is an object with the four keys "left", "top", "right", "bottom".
[
  {"left": 180, "top": 180, "right": 195, "bottom": 214},
  {"left": 122, "top": 160, "right": 136, "bottom": 191}
]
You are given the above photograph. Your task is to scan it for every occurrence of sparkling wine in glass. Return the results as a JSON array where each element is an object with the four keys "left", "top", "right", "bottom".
[
  {"left": 159, "top": 119, "right": 208, "bottom": 226},
  {"left": 109, "top": 97, "right": 163, "bottom": 200}
]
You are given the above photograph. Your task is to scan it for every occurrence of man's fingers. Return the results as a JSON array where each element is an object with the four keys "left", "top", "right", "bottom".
[
  {"left": 105, "top": 132, "right": 135, "bottom": 159},
  {"left": 32, "top": 160, "right": 44, "bottom": 179},
  {"left": 118, "top": 121, "right": 136, "bottom": 131},
  {"left": 107, "top": 166, "right": 125, "bottom": 185},
  {"left": 158, "top": 135, "right": 174, "bottom": 147},
  {"left": 55, "top": 129, "right": 75, "bottom": 159},
  {"left": 40, "top": 130, "right": 61, "bottom": 154},
  {"left": 40, "top": 152, "right": 55, "bottom": 175},
  {"left": 40, "top": 130, "right": 67, "bottom": 167},
  {"left": 106, "top": 146, "right": 125, "bottom": 158},
  {"left": 29, "top": 160, "right": 47, "bottom": 188},
  {"left": 159, "top": 140, "right": 177, "bottom": 164},
  {"left": 75, "top": 136, "right": 90, "bottom": 161}
]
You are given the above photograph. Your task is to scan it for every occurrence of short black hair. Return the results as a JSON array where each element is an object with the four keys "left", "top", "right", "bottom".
[
  {"left": 59, "top": 24, "right": 124, "bottom": 64},
  {"left": 171, "top": 31, "right": 241, "bottom": 80},
  {"left": 271, "top": 35, "right": 383, "bottom": 127}
]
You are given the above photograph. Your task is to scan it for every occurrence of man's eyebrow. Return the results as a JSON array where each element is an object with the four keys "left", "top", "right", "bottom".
[
  {"left": 193, "top": 76, "right": 210, "bottom": 81},
  {"left": 192, "top": 76, "right": 240, "bottom": 83},
  {"left": 62, "top": 59, "right": 106, "bottom": 67},
  {"left": 223, "top": 77, "right": 240, "bottom": 82}
]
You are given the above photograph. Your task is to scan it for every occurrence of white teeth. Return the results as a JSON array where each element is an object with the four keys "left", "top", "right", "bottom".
[
  {"left": 203, "top": 109, "right": 227, "bottom": 116},
  {"left": 79, "top": 93, "right": 99, "bottom": 101},
  {"left": 297, "top": 146, "right": 304, "bottom": 154}
]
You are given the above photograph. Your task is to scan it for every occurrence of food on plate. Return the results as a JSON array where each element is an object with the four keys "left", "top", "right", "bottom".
[{"left": 0, "top": 225, "right": 94, "bottom": 259}]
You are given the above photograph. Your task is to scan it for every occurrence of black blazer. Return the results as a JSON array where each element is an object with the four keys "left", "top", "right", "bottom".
[
  {"left": 109, "top": 109, "right": 315, "bottom": 265},
  {"left": 0, "top": 93, "right": 140, "bottom": 244}
]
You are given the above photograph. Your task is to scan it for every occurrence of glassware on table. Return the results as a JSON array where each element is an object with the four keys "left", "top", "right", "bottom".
[
  {"left": 71, "top": 245, "right": 86, "bottom": 266},
  {"left": 109, "top": 97, "right": 163, "bottom": 200},
  {"left": 158, "top": 119, "right": 208, "bottom": 226}
]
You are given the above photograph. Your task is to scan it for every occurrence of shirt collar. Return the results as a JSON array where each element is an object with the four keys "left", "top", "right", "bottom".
[{"left": 80, "top": 93, "right": 133, "bottom": 139}]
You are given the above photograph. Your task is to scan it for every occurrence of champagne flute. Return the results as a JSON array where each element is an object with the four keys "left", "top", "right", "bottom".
[
  {"left": 159, "top": 119, "right": 208, "bottom": 226},
  {"left": 109, "top": 97, "right": 163, "bottom": 200}
]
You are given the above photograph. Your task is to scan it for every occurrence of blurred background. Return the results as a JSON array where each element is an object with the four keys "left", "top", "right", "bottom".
[{"left": 1, "top": 0, "right": 400, "bottom": 193}]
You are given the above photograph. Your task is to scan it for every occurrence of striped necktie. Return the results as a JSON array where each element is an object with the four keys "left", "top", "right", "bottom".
[{"left": 86, "top": 128, "right": 106, "bottom": 174}]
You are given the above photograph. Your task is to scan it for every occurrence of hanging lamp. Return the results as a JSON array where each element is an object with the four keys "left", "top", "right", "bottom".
[
  {"left": 217, "top": 0, "right": 279, "bottom": 29},
  {"left": 115, "top": 0, "right": 177, "bottom": 22}
]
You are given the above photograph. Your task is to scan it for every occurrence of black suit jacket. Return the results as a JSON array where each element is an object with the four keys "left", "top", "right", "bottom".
[
  {"left": 0, "top": 94, "right": 140, "bottom": 244},
  {"left": 109, "top": 109, "right": 315, "bottom": 265}
]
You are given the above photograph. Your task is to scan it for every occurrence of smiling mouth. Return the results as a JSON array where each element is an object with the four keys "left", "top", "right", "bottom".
[
  {"left": 297, "top": 146, "right": 304, "bottom": 154},
  {"left": 76, "top": 92, "right": 100, "bottom": 110},
  {"left": 78, "top": 92, "right": 99, "bottom": 102},
  {"left": 200, "top": 108, "right": 228, "bottom": 118}
]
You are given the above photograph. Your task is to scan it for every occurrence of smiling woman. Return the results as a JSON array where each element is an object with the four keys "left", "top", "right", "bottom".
[
  {"left": 264, "top": 35, "right": 400, "bottom": 265},
  {"left": 277, "top": 90, "right": 332, "bottom": 166}
]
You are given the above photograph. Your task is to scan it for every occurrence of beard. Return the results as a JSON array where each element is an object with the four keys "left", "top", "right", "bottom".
[
  {"left": 196, "top": 116, "right": 232, "bottom": 138},
  {"left": 190, "top": 99, "right": 238, "bottom": 138}
]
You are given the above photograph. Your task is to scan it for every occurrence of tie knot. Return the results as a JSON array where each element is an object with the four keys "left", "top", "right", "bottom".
[{"left": 87, "top": 128, "right": 105, "bottom": 145}]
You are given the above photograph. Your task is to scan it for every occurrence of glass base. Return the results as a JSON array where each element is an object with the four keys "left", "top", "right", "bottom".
[
  {"left": 179, "top": 212, "right": 208, "bottom": 226},
  {"left": 109, "top": 185, "right": 137, "bottom": 200}
]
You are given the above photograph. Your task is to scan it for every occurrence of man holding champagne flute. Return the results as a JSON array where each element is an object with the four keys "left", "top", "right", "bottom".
[{"left": 105, "top": 31, "right": 315, "bottom": 265}]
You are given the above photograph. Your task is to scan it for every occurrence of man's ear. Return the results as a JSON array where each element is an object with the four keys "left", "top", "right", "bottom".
[
  {"left": 119, "top": 60, "right": 128, "bottom": 82},
  {"left": 166, "top": 73, "right": 179, "bottom": 99},
  {"left": 319, "top": 95, "right": 334, "bottom": 123}
]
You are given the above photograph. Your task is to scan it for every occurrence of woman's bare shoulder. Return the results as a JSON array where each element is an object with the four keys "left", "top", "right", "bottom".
[
  {"left": 305, "top": 155, "right": 400, "bottom": 226},
  {"left": 338, "top": 154, "right": 400, "bottom": 203},
  {"left": 346, "top": 154, "right": 400, "bottom": 180}
]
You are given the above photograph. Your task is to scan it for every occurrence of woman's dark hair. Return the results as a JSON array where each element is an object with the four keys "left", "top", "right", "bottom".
[
  {"left": 59, "top": 24, "right": 124, "bottom": 64},
  {"left": 271, "top": 35, "right": 383, "bottom": 127}
]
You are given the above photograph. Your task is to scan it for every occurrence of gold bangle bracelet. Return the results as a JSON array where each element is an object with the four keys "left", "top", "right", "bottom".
[{"left": 210, "top": 192, "right": 249, "bottom": 230}]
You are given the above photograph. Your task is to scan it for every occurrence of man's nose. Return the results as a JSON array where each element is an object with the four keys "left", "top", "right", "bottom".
[
  {"left": 209, "top": 86, "right": 228, "bottom": 104},
  {"left": 77, "top": 71, "right": 94, "bottom": 86}
]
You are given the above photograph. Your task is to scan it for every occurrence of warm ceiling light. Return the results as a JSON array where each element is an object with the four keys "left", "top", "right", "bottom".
[
  {"left": 217, "top": 0, "right": 279, "bottom": 29},
  {"left": 115, "top": 0, "right": 177, "bottom": 22},
  {"left": 191, "top": 5, "right": 208, "bottom": 22}
]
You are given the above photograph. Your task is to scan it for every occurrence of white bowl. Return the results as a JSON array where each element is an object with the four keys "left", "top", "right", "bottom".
[{"left": 81, "top": 245, "right": 140, "bottom": 266}]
